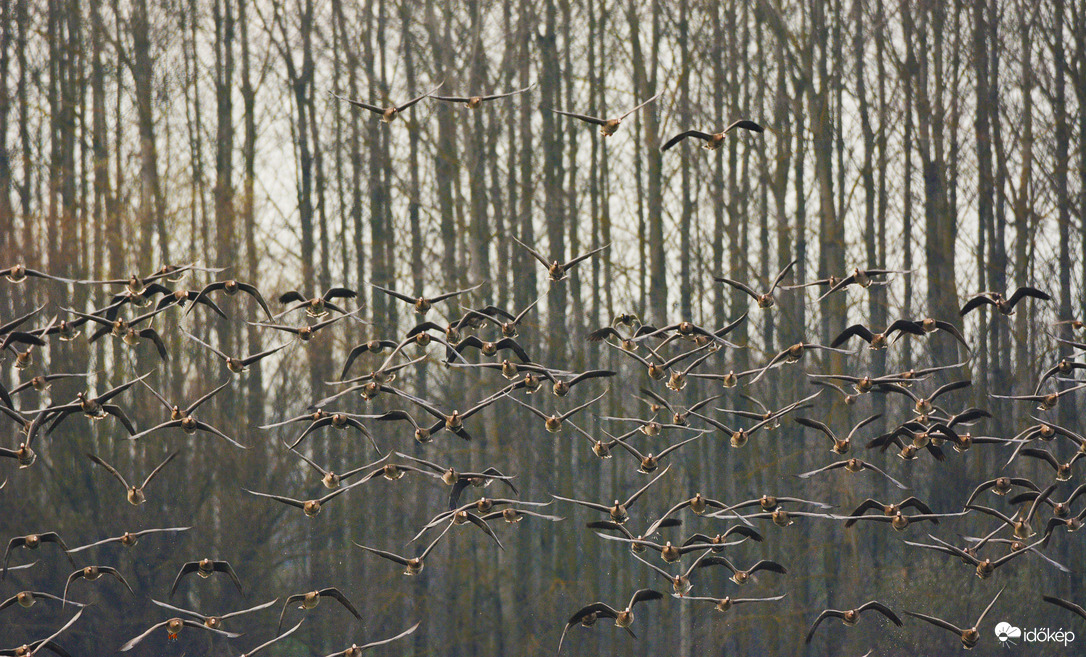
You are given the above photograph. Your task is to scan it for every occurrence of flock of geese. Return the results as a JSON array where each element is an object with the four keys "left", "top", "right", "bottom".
[
  {"left": 331, "top": 82, "right": 766, "bottom": 146},
  {"left": 1, "top": 83, "right": 1084, "bottom": 656}
]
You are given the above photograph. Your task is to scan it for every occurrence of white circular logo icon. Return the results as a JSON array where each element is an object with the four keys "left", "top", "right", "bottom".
[{"left": 995, "top": 621, "right": 1022, "bottom": 643}]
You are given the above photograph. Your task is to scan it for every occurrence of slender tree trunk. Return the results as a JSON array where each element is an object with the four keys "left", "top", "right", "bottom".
[
  {"left": 1074, "top": 3, "right": 1086, "bottom": 320},
  {"left": 514, "top": 0, "right": 536, "bottom": 316},
  {"left": 1012, "top": 8, "right": 1035, "bottom": 389},
  {"left": 908, "top": 3, "right": 958, "bottom": 366},
  {"left": 629, "top": 0, "right": 665, "bottom": 324},
  {"left": 131, "top": 0, "right": 168, "bottom": 270},
  {"left": 678, "top": 0, "right": 692, "bottom": 322},
  {"left": 711, "top": 4, "right": 726, "bottom": 325},
  {"left": 397, "top": 0, "right": 425, "bottom": 398},
  {"left": 901, "top": 2, "right": 916, "bottom": 369},
  {"left": 1052, "top": 0, "right": 1072, "bottom": 427},
  {"left": 427, "top": 0, "right": 460, "bottom": 297},
  {"left": 238, "top": 0, "right": 263, "bottom": 428},
  {"left": 213, "top": 0, "right": 236, "bottom": 360},
  {"left": 988, "top": 0, "right": 1009, "bottom": 383},
  {"left": 0, "top": 0, "right": 13, "bottom": 264},
  {"left": 972, "top": 0, "right": 993, "bottom": 397},
  {"left": 89, "top": 3, "right": 111, "bottom": 284}
]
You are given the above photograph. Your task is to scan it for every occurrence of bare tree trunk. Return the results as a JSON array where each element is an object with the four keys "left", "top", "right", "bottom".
[
  {"left": 989, "top": 0, "right": 1009, "bottom": 382},
  {"left": 514, "top": 0, "right": 536, "bottom": 316},
  {"left": 811, "top": 0, "right": 844, "bottom": 349},
  {"left": 629, "top": 0, "right": 665, "bottom": 324},
  {"left": 971, "top": 0, "right": 993, "bottom": 398},
  {"left": 362, "top": 0, "right": 384, "bottom": 322},
  {"left": 562, "top": 0, "right": 584, "bottom": 360},
  {"left": 754, "top": 12, "right": 772, "bottom": 356},
  {"left": 495, "top": 0, "right": 515, "bottom": 314},
  {"left": 89, "top": 4, "right": 110, "bottom": 284},
  {"left": 1012, "top": 7, "right": 1035, "bottom": 389},
  {"left": 677, "top": 0, "right": 692, "bottom": 323},
  {"left": 1074, "top": 2, "right": 1086, "bottom": 319},
  {"left": 1052, "top": 0, "right": 1073, "bottom": 427},
  {"left": 16, "top": 0, "right": 31, "bottom": 258},
  {"left": 213, "top": 0, "right": 235, "bottom": 271},
  {"left": 855, "top": 0, "right": 878, "bottom": 335},
  {"left": 308, "top": 58, "right": 333, "bottom": 391},
  {"left": 908, "top": 2, "right": 958, "bottom": 366},
  {"left": 131, "top": 0, "right": 168, "bottom": 270},
  {"left": 212, "top": 0, "right": 236, "bottom": 364},
  {"left": 900, "top": 0, "right": 917, "bottom": 370},
  {"left": 0, "top": 0, "right": 13, "bottom": 264},
  {"left": 539, "top": 0, "right": 565, "bottom": 361},
  {"left": 182, "top": 0, "right": 208, "bottom": 296},
  {"left": 47, "top": 0, "right": 79, "bottom": 280},
  {"left": 238, "top": 0, "right": 263, "bottom": 428},
  {"left": 711, "top": 4, "right": 726, "bottom": 325},
  {"left": 725, "top": 0, "right": 747, "bottom": 367},
  {"left": 397, "top": 0, "right": 425, "bottom": 398},
  {"left": 427, "top": 0, "right": 460, "bottom": 295},
  {"left": 467, "top": 8, "right": 490, "bottom": 289},
  {"left": 270, "top": 0, "right": 318, "bottom": 394}
]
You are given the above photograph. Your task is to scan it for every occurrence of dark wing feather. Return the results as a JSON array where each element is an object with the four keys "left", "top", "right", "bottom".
[
  {"left": 511, "top": 236, "right": 550, "bottom": 267},
  {"left": 885, "top": 319, "right": 925, "bottom": 338},
  {"left": 899, "top": 497, "right": 935, "bottom": 516},
  {"left": 100, "top": 405, "right": 137, "bottom": 435},
  {"left": 169, "top": 562, "right": 200, "bottom": 596},
  {"left": 239, "top": 342, "right": 289, "bottom": 366},
  {"left": 959, "top": 294, "right": 998, "bottom": 315},
  {"left": 321, "top": 587, "right": 362, "bottom": 619},
  {"left": 624, "top": 466, "right": 672, "bottom": 507},
  {"left": 182, "top": 380, "right": 231, "bottom": 415},
  {"left": 140, "top": 451, "right": 178, "bottom": 489},
  {"left": 830, "top": 324, "right": 874, "bottom": 347},
  {"left": 715, "top": 276, "right": 761, "bottom": 300},
  {"left": 796, "top": 462, "right": 847, "bottom": 479},
  {"left": 628, "top": 589, "right": 664, "bottom": 608},
  {"left": 724, "top": 119, "right": 765, "bottom": 133},
  {"left": 394, "top": 82, "right": 444, "bottom": 112},
  {"left": 86, "top": 453, "right": 130, "bottom": 490},
  {"left": 243, "top": 488, "right": 306, "bottom": 511},
  {"left": 857, "top": 601, "right": 903, "bottom": 625},
  {"left": 1007, "top": 286, "right": 1051, "bottom": 307},
  {"left": 932, "top": 320, "right": 970, "bottom": 347},
  {"left": 748, "top": 560, "right": 788, "bottom": 575},
  {"left": 277, "top": 290, "right": 307, "bottom": 304},
  {"left": 903, "top": 610, "right": 963, "bottom": 637},
  {"left": 769, "top": 259, "right": 797, "bottom": 292},
  {"left": 661, "top": 130, "right": 714, "bottom": 151},
  {"left": 352, "top": 543, "right": 410, "bottom": 566},
  {"left": 1043, "top": 595, "right": 1086, "bottom": 621},
  {"left": 794, "top": 417, "right": 836, "bottom": 440},
  {"left": 370, "top": 283, "right": 417, "bottom": 304},
  {"left": 562, "top": 243, "right": 610, "bottom": 269},
  {"left": 101, "top": 566, "right": 135, "bottom": 594},
  {"left": 586, "top": 327, "right": 621, "bottom": 342},
  {"left": 213, "top": 561, "right": 244, "bottom": 594},
  {"left": 549, "top": 108, "right": 607, "bottom": 126},
  {"left": 330, "top": 91, "right": 384, "bottom": 114},
  {"left": 804, "top": 609, "right": 844, "bottom": 644}
]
